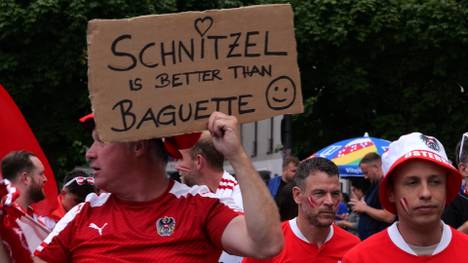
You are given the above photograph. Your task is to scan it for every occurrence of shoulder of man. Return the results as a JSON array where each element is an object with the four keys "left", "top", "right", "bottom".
[
  {"left": 169, "top": 181, "right": 211, "bottom": 197},
  {"left": 449, "top": 226, "right": 468, "bottom": 242},
  {"left": 332, "top": 224, "right": 361, "bottom": 245},
  {"left": 342, "top": 229, "right": 389, "bottom": 260},
  {"left": 218, "top": 171, "right": 239, "bottom": 192},
  {"left": 170, "top": 181, "right": 243, "bottom": 213}
]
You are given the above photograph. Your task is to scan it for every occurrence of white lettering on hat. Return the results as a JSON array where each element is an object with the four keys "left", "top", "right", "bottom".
[
  {"left": 421, "top": 151, "right": 429, "bottom": 158},
  {"left": 404, "top": 150, "right": 449, "bottom": 164},
  {"left": 427, "top": 152, "right": 435, "bottom": 159}
]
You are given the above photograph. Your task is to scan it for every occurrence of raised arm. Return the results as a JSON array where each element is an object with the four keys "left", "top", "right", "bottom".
[{"left": 207, "top": 112, "right": 283, "bottom": 259}]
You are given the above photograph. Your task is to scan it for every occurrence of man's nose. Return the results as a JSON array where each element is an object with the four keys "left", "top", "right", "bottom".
[
  {"left": 419, "top": 182, "right": 432, "bottom": 200},
  {"left": 323, "top": 193, "right": 334, "bottom": 205},
  {"left": 85, "top": 143, "right": 96, "bottom": 161}
]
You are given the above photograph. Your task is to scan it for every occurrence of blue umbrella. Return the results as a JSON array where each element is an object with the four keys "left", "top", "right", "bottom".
[{"left": 308, "top": 134, "right": 390, "bottom": 177}]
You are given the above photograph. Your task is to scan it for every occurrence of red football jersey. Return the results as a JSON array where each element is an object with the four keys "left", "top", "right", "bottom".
[
  {"left": 343, "top": 222, "right": 468, "bottom": 262},
  {"left": 35, "top": 180, "right": 241, "bottom": 262},
  {"left": 243, "top": 218, "right": 360, "bottom": 263}
]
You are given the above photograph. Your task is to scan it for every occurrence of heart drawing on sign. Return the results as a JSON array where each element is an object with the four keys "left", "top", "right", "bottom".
[{"left": 194, "top": 16, "right": 213, "bottom": 37}]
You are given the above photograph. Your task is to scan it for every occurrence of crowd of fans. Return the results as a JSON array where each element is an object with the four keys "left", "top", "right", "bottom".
[{"left": 0, "top": 115, "right": 466, "bottom": 262}]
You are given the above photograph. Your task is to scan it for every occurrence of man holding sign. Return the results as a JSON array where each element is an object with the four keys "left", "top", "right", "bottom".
[
  {"left": 33, "top": 111, "right": 283, "bottom": 262},
  {"left": 35, "top": 4, "right": 303, "bottom": 262}
]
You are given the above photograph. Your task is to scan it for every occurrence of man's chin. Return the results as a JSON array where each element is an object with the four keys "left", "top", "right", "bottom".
[
  {"left": 31, "top": 191, "right": 46, "bottom": 203},
  {"left": 315, "top": 220, "right": 333, "bottom": 228}
]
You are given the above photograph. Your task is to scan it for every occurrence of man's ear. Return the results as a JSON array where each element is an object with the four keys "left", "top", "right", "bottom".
[
  {"left": 20, "top": 171, "right": 31, "bottom": 185},
  {"left": 195, "top": 154, "right": 204, "bottom": 170},
  {"left": 292, "top": 186, "right": 302, "bottom": 205},
  {"left": 132, "top": 141, "right": 149, "bottom": 157}
]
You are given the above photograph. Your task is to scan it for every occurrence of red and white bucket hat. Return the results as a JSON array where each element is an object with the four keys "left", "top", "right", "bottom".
[{"left": 379, "top": 132, "right": 462, "bottom": 214}]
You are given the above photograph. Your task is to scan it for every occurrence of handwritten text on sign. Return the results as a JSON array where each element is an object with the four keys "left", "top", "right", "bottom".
[{"left": 87, "top": 4, "right": 303, "bottom": 142}]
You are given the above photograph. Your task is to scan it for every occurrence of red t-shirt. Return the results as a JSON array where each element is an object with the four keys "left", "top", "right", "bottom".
[
  {"left": 343, "top": 222, "right": 468, "bottom": 262},
  {"left": 243, "top": 218, "right": 360, "bottom": 263},
  {"left": 35, "top": 180, "right": 241, "bottom": 262}
]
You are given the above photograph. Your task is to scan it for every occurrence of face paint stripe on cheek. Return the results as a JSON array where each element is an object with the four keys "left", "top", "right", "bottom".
[
  {"left": 400, "top": 197, "right": 409, "bottom": 214},
  {"left": 307, "top": 196, "right": 318, "bottom": 208}
]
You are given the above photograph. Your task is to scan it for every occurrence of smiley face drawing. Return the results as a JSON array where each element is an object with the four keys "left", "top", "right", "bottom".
[{"left": 265, "top": 76, "right": 296, "bottom": 110}]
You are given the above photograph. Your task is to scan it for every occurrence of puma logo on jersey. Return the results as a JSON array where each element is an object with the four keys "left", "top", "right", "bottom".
[{"left": 89, "top": 222, "right": 108, "bottom": 236}]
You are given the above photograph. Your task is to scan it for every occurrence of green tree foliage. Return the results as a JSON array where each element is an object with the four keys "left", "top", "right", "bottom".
[
  {"left": 0, "top": 0, "right": 467, "bottom": 184},
  {"left": 0, "top": 0, "right": 257, "bottom": 182},
  {"left": 288, "top": 0, "right": 468, "bottom": 159}
]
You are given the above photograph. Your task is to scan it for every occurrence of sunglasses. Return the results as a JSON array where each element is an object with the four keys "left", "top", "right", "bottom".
[
  {"left": 458, "top": 132, "right": 468, "bottom": 164},
  {"left": 63, "top": 176, "right": 95, "bottom": 188}
]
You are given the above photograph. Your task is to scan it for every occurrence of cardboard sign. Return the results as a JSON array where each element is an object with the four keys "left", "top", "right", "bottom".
[{"left": 87, "top": 4, "right": 303, "bottom": 142}]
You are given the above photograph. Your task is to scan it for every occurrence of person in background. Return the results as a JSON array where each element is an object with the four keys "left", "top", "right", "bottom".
[
  {"left": 268, "top": 156, "right": 300, "bottom": 221},
  {"left": 335, "top": 192, "right": 350, "bottom": 221},
  {"left": 44, "top": 167, "right": 96, "bottom": 229},
  {"left": 336, "top": 183, "right": 365, "bottom": 236},
  {"left": 268, "top": 156, "right": 299, "bottom": 199},
  {"left": 243, "top": 157, "right": 360, "bottom": 263},
  {"left": 343, "top": 132, "right": 468, "bottom": 262},
  {"left": 275, "top": 182, "right": 298, "bottom": 221},
  {"left": 176, "top": 131, "right": 243, "bottom": 263},
  {"left": 0, "top": 150, "right": 49, "bottom": 263},
  {"left": 442, "top": 132, "right": 468, "bottom": 233},
  {"left": 349, "top": 152, "right": 395, "bottom": 239}
]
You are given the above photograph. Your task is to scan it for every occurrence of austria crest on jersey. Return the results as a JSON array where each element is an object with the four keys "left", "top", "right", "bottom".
[{"left": 156, "top": 216, "right": 176, "bottom": 237}]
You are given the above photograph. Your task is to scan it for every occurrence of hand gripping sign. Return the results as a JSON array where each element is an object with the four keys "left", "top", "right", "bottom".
[{"left": 87, "top": 4, "right": 303, "bottom": 142}]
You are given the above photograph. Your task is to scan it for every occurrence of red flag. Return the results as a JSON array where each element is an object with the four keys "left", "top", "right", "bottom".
[{"left": 0, "top": 84, "right": 58, "bottom": 215}]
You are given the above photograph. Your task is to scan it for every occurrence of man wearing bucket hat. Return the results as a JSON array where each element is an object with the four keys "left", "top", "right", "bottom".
[
  {"left": 33, "top": 111, "right": 283, "bottom": 262},
  {"left": 343, "top": 132, "right": 468, "bottom": 262}
]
